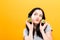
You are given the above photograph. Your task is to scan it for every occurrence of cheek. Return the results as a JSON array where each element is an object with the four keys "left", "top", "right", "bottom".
[
  {"left": 39, "top": 17, "right": 42, "bottom": 20},
  {"left": 31, "top": 15, "right": 36, "bottom": 21}
]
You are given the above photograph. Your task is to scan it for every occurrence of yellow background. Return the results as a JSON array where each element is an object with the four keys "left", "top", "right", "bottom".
[{"left": 0, "top": 0, "right": 60, "bottom": 40}]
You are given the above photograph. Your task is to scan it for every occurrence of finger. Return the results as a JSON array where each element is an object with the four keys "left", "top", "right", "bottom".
[
  {"left": 26, "top": 20, "right": 31, "bottom": 26},
  {"left": 32, "top": 22, "right": 34, "bottom": 27},
  {"left": 43, "top": 22, "right": 48, "bottom": 28},
  {"left": 26, "top": 18, "right": 29, "bottom": 22}
]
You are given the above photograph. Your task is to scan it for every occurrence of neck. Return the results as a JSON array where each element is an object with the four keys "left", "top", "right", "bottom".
[{"left": 33, "top": 23, "right": 38, "bottom": 29}]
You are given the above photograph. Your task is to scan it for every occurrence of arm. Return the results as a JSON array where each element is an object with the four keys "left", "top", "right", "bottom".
[
  {"left": 40, "top": 22, "right": 53, "bottom": 40},
  {"left": 24, "top": 30, "right": 33, "bottom": 40},
  {"left": 24, "top": 20, "right": 34, "bottom": 40},
  {"left": 41, "top": 30, "right": 53, "bottom": 40}
]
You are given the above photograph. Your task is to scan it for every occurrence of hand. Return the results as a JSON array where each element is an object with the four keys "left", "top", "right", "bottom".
[
  {"left": 40, "top": 22, "right": 48, "bottom": 32},
  {"left": 26, "top": 19, "right": 33, "bottom": 31}
]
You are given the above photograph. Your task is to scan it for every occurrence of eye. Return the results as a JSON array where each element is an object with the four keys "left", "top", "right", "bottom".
[
  {"left": 39, "top": 14, "right": 43, "bottom": 17},
  {"left": 34, "top": 13, "right": 37, "bottom": 15}
]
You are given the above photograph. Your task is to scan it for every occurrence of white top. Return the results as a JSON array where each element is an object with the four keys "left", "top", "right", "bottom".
[{"left": 23, "top": 24, "right": 52, "bottom": 40}]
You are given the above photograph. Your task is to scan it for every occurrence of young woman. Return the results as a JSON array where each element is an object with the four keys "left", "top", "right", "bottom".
[{"left": 23, "top": 7, "right": 53, "bottom": 40}]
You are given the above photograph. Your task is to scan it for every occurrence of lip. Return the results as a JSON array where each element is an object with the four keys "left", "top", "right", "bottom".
[{"left": 36, "top": 19, "right": 39, "bottom": 21}]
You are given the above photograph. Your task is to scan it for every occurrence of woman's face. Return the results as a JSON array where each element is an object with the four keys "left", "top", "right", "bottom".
[{"left": 31, "top": 9, "right": 43, "bottom": 24}]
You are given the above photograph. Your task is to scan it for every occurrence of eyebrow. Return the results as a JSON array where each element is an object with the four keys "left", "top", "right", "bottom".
[
  {"left": 39, "top": 12, "right": 43, "bottom": 15},
  {"left": 34, "top": 12, "right": 43, "bottom": 15}
]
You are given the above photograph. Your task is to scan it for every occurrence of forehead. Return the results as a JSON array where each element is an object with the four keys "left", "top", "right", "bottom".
[{"left": 33, "top": 10, "right": 43, "bottom": 15}]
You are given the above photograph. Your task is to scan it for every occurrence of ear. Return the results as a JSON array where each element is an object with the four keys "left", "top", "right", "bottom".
[{"left": 30, "top": 16, "right": 32, "bottom": 19}]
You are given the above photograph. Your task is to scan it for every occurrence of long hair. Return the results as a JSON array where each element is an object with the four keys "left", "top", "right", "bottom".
[{"left": 26, "top": 7, "right": 46, "bottom": 39}]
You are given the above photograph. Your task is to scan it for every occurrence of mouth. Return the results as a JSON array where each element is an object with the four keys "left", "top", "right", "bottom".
[{"left": 35, "top": 19, "right": 39, "bottom": 22}]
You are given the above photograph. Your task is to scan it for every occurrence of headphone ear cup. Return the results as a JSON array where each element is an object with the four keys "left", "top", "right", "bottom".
[
  {"left": 41, "top": 19, "right": 45, "bottom": 26},
  {"left": 28, "top": 18, "right": 32, "bottom": 22}
]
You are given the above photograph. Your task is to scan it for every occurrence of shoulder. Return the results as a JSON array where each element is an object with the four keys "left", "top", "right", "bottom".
[
  {"left": 45, "top": 23, "right": 53, "bottom": 32},
  {"left": 23, "top": 28, "right": 28, "bottom": 37}
]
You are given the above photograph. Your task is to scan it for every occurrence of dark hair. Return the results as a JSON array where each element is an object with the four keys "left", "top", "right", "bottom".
[{"left": 26, "top": 7, "right": 46, "bottom": 39}]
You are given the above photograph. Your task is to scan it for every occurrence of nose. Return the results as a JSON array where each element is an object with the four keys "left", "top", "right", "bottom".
[
  {"left": 36, "top": 16, "right": 39, "bottom": 19},
  {"left": 36, "top": 15, "right": 40, "bottom": 18}
]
